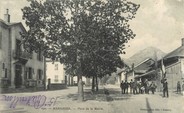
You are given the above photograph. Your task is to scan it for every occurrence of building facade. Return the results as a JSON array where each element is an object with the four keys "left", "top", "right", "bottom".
[
  {"left": 160, "top": 38, "right": 184, "bottom": 91},
  {"left": 46, "top": 60, "right": 89, "bottom": 87},
  {"left": 0, "top": 10, "right": 45, "bottom": 91},
  {"left": 46, "top": 60, "right": 65, "bottom": 84},
  {"left": 122, "top": 38, "right": 184, "bottom": 92}
]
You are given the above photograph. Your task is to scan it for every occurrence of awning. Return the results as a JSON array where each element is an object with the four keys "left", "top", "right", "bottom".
[
  {"left": 134, "top": 70, "right": 156, "bottom": 78},
  {"left": 134, "top": 58, "right": 155, "bottom": 71}
]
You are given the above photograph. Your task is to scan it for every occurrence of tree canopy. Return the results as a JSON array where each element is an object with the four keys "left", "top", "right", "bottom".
[{"left": 21, "top": 0, "right": 139, "bottom": 79}]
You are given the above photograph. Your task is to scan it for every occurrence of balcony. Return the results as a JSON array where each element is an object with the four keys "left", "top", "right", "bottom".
[{"left": 13, "top": 50, "right": 31, "bottom": 64}]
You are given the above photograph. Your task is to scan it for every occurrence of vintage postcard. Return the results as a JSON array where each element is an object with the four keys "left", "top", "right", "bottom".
[{"left": 0, "top": 0, "right": 184, "bottom": 113}]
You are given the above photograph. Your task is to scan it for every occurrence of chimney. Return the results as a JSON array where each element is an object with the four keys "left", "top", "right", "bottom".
[
  {"left": 4, "top": 9, "right": 10, "bottom": 23},
  {"left": 182, "top": 38, "right": 184, "bottom": 46}
]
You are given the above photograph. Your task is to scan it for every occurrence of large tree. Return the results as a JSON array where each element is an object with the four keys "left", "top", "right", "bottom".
[{"left": 21, "top": 0, "right": 139, "bottom": 100}]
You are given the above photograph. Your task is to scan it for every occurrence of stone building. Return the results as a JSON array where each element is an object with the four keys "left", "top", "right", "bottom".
[{"left": 0, "top": 10, "right": 45, "bottom": 92}]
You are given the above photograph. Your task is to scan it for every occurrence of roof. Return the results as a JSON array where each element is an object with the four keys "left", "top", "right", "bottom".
[
  {"left": 134, "top": 70, "right": 156, "bottom": 78},
  {"left": 116, "top": 61, "right": 130, "bottom": 74},
  {"left": 0, "top": 19, "right": 27, "bottom": 33},
  {"left": 134, "top": 58, "right": 155, "bottom": 71},
  {"left": 164, "top": 46, "right": 184, "bottom": 59}
]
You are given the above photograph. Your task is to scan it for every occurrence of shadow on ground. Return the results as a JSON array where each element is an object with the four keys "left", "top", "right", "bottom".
[
  {"left": 146, "top": 97, "right": 153, "bottom": 113},
  {"left": 67, "top": 88, "right": 133, "bottom": 102}
]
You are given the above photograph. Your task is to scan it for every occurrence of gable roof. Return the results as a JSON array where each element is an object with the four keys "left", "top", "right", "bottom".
[
  {"left": 134, "top": 58, "right": 155, "bottom": 71},
  {"left": 164, "top": 46, "right": 184, "bottom": 59}
]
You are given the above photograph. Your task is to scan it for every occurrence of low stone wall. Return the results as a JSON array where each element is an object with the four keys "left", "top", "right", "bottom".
[
  {"left": 47, "top": 83, "right": 67, "bottom": 90},
  {"left": 0, "top": 86, "right": 45, "bottom": 94}
]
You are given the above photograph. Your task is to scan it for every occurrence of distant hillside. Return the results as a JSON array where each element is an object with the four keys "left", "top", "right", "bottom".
[{"left": 124, "top": 46, "right": 166, "bottom": 67}]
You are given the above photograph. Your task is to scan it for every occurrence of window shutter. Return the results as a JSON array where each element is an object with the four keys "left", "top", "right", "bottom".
[
  {"left": 37, "top": 69, "right": 39, "bottom": 79},
  {"left": 32, "top": 68, "right": 34, "bottom": 79},
  {"left": 41, "top": 70, "right": 43, "bottom": 79},
  {"left": 25, "top": 67, "right": 28, "bottom": 79}
]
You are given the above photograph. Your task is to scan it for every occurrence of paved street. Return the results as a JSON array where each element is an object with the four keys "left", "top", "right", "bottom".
[{"left": 0, "top": 85, "right": 183, "bottom": 113}]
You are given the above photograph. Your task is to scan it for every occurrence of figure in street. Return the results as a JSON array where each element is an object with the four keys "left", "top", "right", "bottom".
[
  {"left": 120, "top": 81, "right": 125, "bottom": 94},
  {"left": 144, "top": 79, "right": 149, "bottom": 94},
  {"left": 177, "top": 81, "right": 181, "bottom": 94},
  {"left": 137, "top": 81, "right": 142, "bottom": 94},
  {"left": 133, "top": 80, "right": 138, "bottom": 94},
  {"left": 129, "top": 79, "right": 133, "bottom": 94},
  {"left": 125, "top": 80, "right": 129, "bottom": 94},
  {"left": 150, "top": 81, "right": 157, "bottom": 94},
  {"left": 163, "top": 79, "right": 169, "bottom": 98}
]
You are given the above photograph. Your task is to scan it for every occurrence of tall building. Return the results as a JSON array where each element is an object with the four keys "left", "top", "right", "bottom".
[{"left": 0, "top": 9, "right": 45, "bottom": 92}]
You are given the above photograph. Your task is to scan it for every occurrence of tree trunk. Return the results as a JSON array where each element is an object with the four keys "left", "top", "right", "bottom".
[
  {"left": 92, "top": 76, "right": 95, "bottom": 91},
  {"left": 95, "top": 75, "right": 98, "bottom": 91},
  {"left": 71, "top": 76, "right": 73, "bottom": 86},
  {"left": 77, "top": 49, "right": 84, "bottom": 101},
  {"left": 78, "top": 77, "right": 84, "bottom": 101}
]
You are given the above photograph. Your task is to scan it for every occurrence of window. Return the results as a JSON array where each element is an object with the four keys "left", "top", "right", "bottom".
[
  {"left": 54, "top": 75, "right": 59, "bottom": 82},
  {"left": 5, "top": 68, "right": 7, "bottom": 78},
  {"left": 37, "top": 69, "right": 43, "bottom": 80},
  {"left": 55, "top": 64, "right": 58, "bottom": 70},
  {"left": 0, "top": 32, "right": 2, "bottom": 49},
  {"left": 28, "top": 67, "right": 33, "bottom": 79},
  {"left": 16, "top": 39, "right": 21, "bottom": 55}
]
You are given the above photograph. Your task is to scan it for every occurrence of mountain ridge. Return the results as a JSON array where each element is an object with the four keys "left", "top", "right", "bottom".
[{"left": 122, "top": 46, "right": 166, "bottom": 67}]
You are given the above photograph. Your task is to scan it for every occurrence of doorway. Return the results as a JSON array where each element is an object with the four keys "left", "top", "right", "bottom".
[{"left": 14, "top": 64, "right": 22, "bottom": 88}]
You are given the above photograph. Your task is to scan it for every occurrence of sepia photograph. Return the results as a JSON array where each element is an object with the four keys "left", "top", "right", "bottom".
[{"left": 0, "top": 0, "right": 184, "bottom": 113}]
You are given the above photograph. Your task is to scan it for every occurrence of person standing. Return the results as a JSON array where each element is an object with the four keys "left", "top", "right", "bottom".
[
  {"left": 144, "top": 79, "right": 149, "bottom": 94},
  {"left": 177, "top": 81, "right": 181, "bottom": 94},
  {"left": 120, "top": 81, "right": 125, "bottom": 94},
  {"left": 137, "top": 81, "right": 142, "bottom": 94},
  {"left": 163, "top": 79, "right": 169, "bottom": 98},
  {"left": 125, "top": 80, "right": 129, "bottom": 94},
  {"left": 133, "top": 80, "right": 138, "bottom": 94},
  {"left": 150, "top": 81, "right": 157, "bottom": 94},
  {"left": 129, "top": 79, "right": 133, "bottom": 94}
]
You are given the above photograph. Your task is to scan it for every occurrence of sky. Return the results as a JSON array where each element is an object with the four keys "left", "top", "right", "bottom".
[{"left": 0, "top": 0, "right": 184, "bottom": 58}]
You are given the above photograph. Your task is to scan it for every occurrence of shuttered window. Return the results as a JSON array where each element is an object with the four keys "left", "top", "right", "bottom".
[
  {"left": 5, "top": 68, "right": 7, "bottom": 78},
  {"left": 28, "top": 67, "right": 33, "bottom": 79},
  {"left": 54, "top": 75, "right": 59, "bottom": 82},
  {"left": 37, "top": 69, "right": 43, "bottom": 80}
]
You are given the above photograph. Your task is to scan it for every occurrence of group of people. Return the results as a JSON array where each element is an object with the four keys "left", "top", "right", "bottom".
[
  {"left": 120, "top": 79, "right": 157, "bottom": 95},
  {"left": 120, "top": 78, "right": 184, "bottom": 98}
]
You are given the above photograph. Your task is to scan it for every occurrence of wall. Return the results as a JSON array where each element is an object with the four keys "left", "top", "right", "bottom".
[
  {"left": 10, "top": 25, "right": 45, "bottom": 88},
  {"left": 0, "top": 23, "right": 11, "bottom": 87},
  {"left": 126, "top": 71, "right": 134, "bottom": 82},
  {"left": 46, "top": 61, "right": 65, "bottom": 84},
  {"left": 165, "top": 60, "right": 182, "bottom": 91}
]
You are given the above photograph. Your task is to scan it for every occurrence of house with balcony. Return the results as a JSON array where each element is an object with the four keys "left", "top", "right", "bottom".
[{"left": 0, "top": 10, "right": 45, "bottom": 92}]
